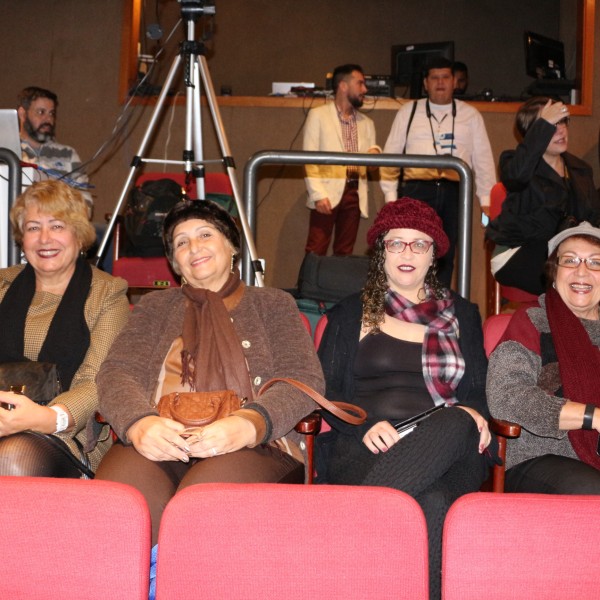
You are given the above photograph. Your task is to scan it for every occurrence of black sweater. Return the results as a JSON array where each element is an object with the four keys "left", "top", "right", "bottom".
[
  {"left": 317, "top": 292, "right": 490, "bottom": 439},
  {"left": 486, "top": 118, "right": 600, "bottom": 247}
]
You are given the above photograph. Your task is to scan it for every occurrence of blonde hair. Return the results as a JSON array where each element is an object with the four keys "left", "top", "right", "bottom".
[{"left": 10, "top": 180, "right": 95, "bottom": 250}]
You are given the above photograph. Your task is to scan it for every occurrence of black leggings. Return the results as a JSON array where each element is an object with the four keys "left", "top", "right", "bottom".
[
  {"left": 506, "top": 454, "right": 600, "bottom": 494},
  {"left": 329, "top": 408, "right": 488, "bottom": 600},
  {"left": 96, "top": 442, "right": 305, "bottom": 545},
  {"left": 0, "top": 432, "right": 83, "bottom": 478}
]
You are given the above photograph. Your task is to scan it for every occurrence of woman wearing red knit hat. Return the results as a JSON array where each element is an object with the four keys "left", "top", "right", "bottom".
[{"left": 317, "top": 197, "right": 498, "bottom": 600}]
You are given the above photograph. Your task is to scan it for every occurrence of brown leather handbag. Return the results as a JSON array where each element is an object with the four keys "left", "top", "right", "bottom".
[
  {"left": 157, "top": 390, "right": 243, "bottom": 428},
  {"left": 157, "top": 378, "right": 366, "bottom": 429}
]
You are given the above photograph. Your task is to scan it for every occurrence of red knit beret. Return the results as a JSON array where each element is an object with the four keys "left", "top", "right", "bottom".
[{"left": 367, "top": 197, "right": 450, "bottom": 257}]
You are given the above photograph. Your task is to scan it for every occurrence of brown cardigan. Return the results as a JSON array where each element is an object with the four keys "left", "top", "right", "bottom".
[{"left": 95, "top": 285, "right": 324, "bottom": 455}]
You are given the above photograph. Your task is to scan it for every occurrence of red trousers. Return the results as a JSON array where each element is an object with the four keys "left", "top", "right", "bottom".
[{"left": 305, "top": 181, "right": 360, "bottom": 256}]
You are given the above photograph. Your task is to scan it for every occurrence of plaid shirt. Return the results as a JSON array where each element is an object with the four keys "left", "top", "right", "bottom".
[{"left": 336, "top": 106, "right": 359, "bottom": 175}]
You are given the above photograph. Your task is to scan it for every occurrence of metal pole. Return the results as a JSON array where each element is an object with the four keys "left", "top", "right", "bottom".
[
  {"left": 0, "top": 148, "right": 22, "bottom": 266},
  {"left": 243, "top": 151, "right": 473, "bottom": 298}
]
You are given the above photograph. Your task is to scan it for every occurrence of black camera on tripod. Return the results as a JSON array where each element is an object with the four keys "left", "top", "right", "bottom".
[{"left": 178, "top": 0, "right": 216, "bottom": 19}]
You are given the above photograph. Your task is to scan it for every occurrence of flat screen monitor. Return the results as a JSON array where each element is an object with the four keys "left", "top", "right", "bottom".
[
  {"left": 391, "top": 41, "right": 454, "bottom": 98},
  {"left": 524, "top": 31, "right": 574, "bottom": 97},
  {"left": 524, "top": 31, "right": 567, "bottom": 80}
]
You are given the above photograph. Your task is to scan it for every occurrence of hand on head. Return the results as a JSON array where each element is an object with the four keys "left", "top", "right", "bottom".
[{"left": 540, "top": 99, "right": 569, "bottom": 126}]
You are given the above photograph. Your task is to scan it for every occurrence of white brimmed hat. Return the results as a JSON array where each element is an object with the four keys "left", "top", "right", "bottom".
[{"left": 548, "top": 221, "right": 600, "bottom": 256}]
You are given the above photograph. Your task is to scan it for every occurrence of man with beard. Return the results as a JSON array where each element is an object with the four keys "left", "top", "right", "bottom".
[
  {"left": 380, "top": 58, "right": 495, "bottom": 287},
  {"left": 303, "top": 64, "right": 380, "bottom": 255},
  {"left": 17, "top": 87, "right": 93, "bottom": 214}
]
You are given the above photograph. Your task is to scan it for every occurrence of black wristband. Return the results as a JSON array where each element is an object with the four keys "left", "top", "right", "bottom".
[{"left": 582, "top": 404, "right": 596, "bottom": 430}]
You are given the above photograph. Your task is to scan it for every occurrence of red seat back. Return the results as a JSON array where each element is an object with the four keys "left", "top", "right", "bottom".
[
  {"left": 443, "top": 492, "right": 600, "bottom": 599},
  {"left": 0, "top": 477, "right": 150, "bottom": 600},
  {"left": 482, "top": 313, "right": 512, "bottom": 357},
  {"left": 157, "top": 483, "right": 429, "bottom": 599}
]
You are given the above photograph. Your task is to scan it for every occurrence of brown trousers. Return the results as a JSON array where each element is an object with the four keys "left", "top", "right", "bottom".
[{"left": 96, "top": 442, "right": 304, "bottom": 545}]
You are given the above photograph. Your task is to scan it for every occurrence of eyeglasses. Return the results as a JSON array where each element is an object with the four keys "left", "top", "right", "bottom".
[
  {"left": 556, "top": 116, "right": 570, "bottom": 127},
  {"left": 557, "top": 254, "right": 600, "bottom": 271},
  {"left": 383, "top": 239, "right": 433, "bottom": 254}
]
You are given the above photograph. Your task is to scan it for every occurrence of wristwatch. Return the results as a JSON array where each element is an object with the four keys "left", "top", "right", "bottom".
[{"left": 50, "top": 406, "right": 69, "bottom": 433}]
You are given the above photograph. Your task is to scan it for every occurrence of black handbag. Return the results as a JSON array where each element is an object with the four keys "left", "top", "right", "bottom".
[{"left": 0, "top": 362, "right": 61, "bottom": 406}]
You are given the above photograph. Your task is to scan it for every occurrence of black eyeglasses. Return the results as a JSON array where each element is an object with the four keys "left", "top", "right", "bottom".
[
  {"left": 383, "top": 239, "right": 433, "bottom": 254},
  {"left": 556, "top": 116, "right": 570, "bottom": 127},
  {"left": 557, "top": 254, "right": 600, "bottom": 271}
]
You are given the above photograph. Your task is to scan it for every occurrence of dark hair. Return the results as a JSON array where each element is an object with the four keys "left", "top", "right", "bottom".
[
  {"left": 361, "top": 233, "right": 445, "bottom": 331},
  {"left": 424, "top": 57, "right": 454, "bottom": 78},
  {"left": 515, "top": 96, "right": 555, "bottom": 138},
  {"left": 332, "top": 64, "right": 363, "bottom": 93},
  {"left": 17, "top": 86, "right": 58, "bottom": 110},
  {"left": 452, "top": 61, "right": 468, "bottom": 75},
  {"left": 162, "top": 199, "right": 241, "bottom": 268},
  {"left": 544, "top": 234, "right": 600, "bottom": 288}
]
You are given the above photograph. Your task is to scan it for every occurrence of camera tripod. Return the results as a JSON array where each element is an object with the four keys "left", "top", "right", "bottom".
[{"left": 95, "top": 0, "right": 264, "bottom": 286}]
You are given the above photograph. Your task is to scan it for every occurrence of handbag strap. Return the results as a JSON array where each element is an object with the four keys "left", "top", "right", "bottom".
[{"left": 258, "top": 377, "right": 367, "bottom": 425}]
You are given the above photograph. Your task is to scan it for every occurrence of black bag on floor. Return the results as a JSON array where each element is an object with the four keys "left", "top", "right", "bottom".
[
  {"left": 297, "top": 253, "right": 370, "bottom": 303},
  {"left": 123, "top": 179, "right": 184, "bottom": 257}
]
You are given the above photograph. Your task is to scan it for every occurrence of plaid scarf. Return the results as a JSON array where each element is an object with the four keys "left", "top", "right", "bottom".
[{"left": 384, "top": 288, "right": 465, "bottom": 406}]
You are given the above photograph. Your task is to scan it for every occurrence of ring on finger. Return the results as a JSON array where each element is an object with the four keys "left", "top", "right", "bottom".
[{"left": 210, "top": 447, "right": 217, "bottom": 457}]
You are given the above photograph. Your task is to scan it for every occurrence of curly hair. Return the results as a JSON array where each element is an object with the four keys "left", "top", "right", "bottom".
[{"left": 361, "top": 234, "right": 446, "bottom": 331}]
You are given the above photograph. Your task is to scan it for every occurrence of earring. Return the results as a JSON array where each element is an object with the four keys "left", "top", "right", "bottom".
[
  {"left": 181, "top": 275, "right": 188, "bottom": 286},
  {"left": 230, "top": 253, "right": 235, "bottom": 273}
]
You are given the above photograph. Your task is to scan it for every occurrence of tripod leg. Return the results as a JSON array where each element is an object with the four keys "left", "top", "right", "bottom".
[
  {"left": 94, "top": 54, "right": 182, "bottom": 266},
  {"left": 191, "top": 59, "right": 205, "bottom": 199},
  {"left": 197, "top": 54, "right": 264, "bottom": 287}
]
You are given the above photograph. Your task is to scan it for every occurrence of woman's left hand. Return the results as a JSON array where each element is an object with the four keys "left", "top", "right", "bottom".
[
  {"left": 457, "top": 406, "right": 491, "bottom": 454},
  {"left": 362, "top": 421, "right": 401, "bottom": 454},
  {"left": 185, "top": 416, "right": 257, "bottom": 458},
  {"left": 0, "top": 391, "right": 58, "bottom": 436}
]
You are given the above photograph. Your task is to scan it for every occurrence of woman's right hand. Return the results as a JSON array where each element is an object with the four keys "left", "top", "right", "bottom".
[
  {"left": 126, "top": 416, "right": 191, "bottom": 462},
  {"left": 362, "top": 421, "right": 401, "bottom": 454},
  {"left": 539, "top": 99, "right": 569, "bottom": 126}
]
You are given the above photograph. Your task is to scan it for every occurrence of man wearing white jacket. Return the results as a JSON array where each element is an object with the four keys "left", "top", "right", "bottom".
[{"left": 303, "top": 64, "right": 380, "bottom": 256}]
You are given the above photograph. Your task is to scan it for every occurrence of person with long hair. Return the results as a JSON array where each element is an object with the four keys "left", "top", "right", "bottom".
[{"left": 318, "top": 197, "right": 497, "bottom": 600}]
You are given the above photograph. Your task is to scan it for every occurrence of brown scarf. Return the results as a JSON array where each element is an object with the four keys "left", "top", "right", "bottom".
[
  {"left": 180, "top": 269, "right": 254, "bottom": 402},
  {"left": 546, "top": 287, "right": 600, "bottom": 470}
]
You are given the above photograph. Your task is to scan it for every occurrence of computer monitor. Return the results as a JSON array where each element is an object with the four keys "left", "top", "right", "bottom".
[
  {"left": 525, "top": 31, "right": 566, "bottom": 80},
  {"left": 391, "top": 41, "right": 454, "bottom": 99},
  {"left": 524, "top": 31, "right": 574, "bottom": 97}
]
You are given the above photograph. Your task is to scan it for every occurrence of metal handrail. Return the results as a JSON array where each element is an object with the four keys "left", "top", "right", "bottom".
[
  {"left": 243, "top": 151, "right": 473, "bottom": 298},
  {"left": 0, "top": 148, "right": 22, "bottom": 267}
]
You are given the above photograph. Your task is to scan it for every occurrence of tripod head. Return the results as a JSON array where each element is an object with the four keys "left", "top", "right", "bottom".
[{"left": 178, "top": 0, "right": 216, "bottom": 22}]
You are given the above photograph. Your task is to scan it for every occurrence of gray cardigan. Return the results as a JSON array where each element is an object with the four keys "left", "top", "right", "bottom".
[
  {"left": 95, "top": 285, "right": 324, "bottom": 453},
  {"left": 486, "top": 295, "right": 600, "bottom": 469}
]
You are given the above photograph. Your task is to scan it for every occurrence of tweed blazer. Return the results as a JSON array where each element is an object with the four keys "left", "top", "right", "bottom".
[{"left": 0, "top": 265, "right": 130, "bottom": 470}]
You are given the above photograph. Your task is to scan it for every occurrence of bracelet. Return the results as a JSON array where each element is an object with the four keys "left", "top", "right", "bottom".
[
  {"left": 582, "top": 404, "right": 596, "bottom": 431},
  {"left": 50, "top": 406, "right": 69, "bottom": 434}
]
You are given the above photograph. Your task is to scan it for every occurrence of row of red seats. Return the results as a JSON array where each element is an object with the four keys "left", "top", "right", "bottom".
[{"left": 2, "top": 477, "right": 599, "bottom": 599}]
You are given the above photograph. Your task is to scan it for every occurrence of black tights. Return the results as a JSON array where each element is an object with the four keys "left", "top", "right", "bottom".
[
  {"left": 506, "top": 454, "right": 600, "bottom": 494},
  {"left": 330, "top": 408, "right": 487, "bottom": 600},
  {"left": 96, "top": 442, "right": 305, "bottom": 545},
  {"left": 0, "top": 432, "right": 82, "bottom": 478}
]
